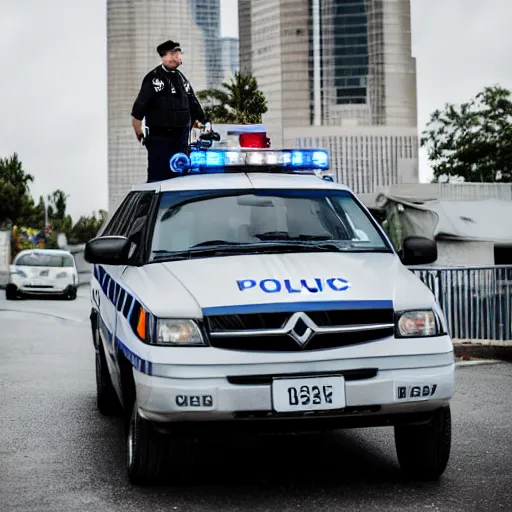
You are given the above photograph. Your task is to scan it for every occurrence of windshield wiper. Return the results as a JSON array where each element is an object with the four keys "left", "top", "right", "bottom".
[
  {"left": 151, "top": 241, "right": 345, "bottom": 261},
  {"left": 253, "top": 231, "right": 334, "bottom": 242}
]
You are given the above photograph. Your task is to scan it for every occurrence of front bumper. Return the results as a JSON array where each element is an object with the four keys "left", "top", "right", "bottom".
[
  {"left": 8, "top": 279, "right": 75, "bottom": 295},
  {"left": 134, "top": 354, "right": 455, "bottom": 428}
]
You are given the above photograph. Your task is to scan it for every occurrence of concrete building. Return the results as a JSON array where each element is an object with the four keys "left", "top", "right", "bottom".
[
  {"left": 239, "top": 0, "right": 419, "bottom": 192},
  {"left": 221, "top": 37, "right": 240, "bottom": 84},
  {"left": 107, "top": 0, "right": 219, "bottom": 212},
  {"left": 288, "top": 125, "right": 418, "bottom": 193}
]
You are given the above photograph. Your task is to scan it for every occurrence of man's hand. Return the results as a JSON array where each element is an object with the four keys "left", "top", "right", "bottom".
[{"left": 132, "top": 116, "right": 145, "bottom": 144}]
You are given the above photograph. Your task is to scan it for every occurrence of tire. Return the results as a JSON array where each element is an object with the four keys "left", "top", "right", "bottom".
[
  {"left": 5, "top": 285, "right": 17, "bottom": 301},
  {"left": 127, "top": 402, "right": 169, "bottom": 485},
  {"left": 395, "top": 405, "right": 451, "bottom": 481},
  {"left": 96, "top": 343, "right": 121, "bottom": 416},
  {"left": 64, "top": 286, "right": 77, "bottom": 300}
]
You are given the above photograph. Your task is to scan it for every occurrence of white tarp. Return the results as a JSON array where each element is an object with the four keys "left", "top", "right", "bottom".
[{"left": 374, "top": 194, "right": 512, "bottom": 244}]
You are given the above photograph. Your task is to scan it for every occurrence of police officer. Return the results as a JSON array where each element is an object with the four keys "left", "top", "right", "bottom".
[{"left": 131, "top": 40, "right": 206, "bottom": 182}]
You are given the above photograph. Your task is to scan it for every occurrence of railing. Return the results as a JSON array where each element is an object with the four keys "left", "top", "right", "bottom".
[{"left": 411, "top": 266, "right": 512, "bottom": 341}]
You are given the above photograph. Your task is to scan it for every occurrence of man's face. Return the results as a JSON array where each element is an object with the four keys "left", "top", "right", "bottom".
[{"left": 162, "top": 49, "right": 182, "bottom": 70}]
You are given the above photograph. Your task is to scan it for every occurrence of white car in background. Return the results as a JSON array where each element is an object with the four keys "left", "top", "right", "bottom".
[{"left": 6, "top": 249, "right": 78, "bottom": 300}]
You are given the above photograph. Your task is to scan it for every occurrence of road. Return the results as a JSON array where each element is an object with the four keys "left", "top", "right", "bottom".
[{"left": 1, "top": 288, "right": 511, "bottom": 512}]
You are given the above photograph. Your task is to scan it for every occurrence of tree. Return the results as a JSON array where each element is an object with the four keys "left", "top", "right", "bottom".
[
  {"left": 69, "top": 210, "right": 108, "bottom": 244},
  {"left": 0, "top": 153, "right": 34, "bottom": 227},
  {"left": 17, "top": 194, "right": 45, "bottom": 229},
  {"left": 48, "top": 190, "right": 68, "bottom": 221},
  {"left": 197, "top": 72, "right": 268, "bottom": 124},
  {"left": 421, "top": 85, "right": 512, "bottom": 183}
]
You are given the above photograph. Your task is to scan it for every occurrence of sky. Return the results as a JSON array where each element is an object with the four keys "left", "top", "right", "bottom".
[{"left": 1, "top": 0, "right": 511, "bottom": 220}]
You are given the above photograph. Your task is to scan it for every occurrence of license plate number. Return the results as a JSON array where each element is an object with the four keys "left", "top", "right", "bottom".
[{"left": 272, "top": 376, "right": 345, "bottom": 412}]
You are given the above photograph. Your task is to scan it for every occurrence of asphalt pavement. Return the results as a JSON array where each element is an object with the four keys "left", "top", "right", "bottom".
[{"left": 1, "top": 289, "right": 511, "bottom": 512}]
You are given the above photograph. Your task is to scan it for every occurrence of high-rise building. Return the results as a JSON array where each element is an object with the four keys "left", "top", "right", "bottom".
[
  {"left": 190, "top": 0, "right": 223, "bottom": 88},
  {"left": 221, "top": 37, "right": 240, "bottom": 83},
  {"left": 107, "top": 0, "right": 221, "bottom": 212},
  {"left": 238, "top": 0, "right": 252, "bottom": 74},
  {"left": 239, "top": 0, "right": 419, "bottom": 192}
]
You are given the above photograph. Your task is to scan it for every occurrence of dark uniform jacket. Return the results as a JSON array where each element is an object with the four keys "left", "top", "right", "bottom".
[{"left": 131, "top": 65, "right": 206, "bottom": 134}]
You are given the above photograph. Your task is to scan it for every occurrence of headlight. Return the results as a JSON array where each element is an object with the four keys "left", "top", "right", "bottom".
[
  {"left": 10, "top": 269, "right": 27, "bottom": 277},
  {"left": 56, "top": 272, "right": 68, "bottom": 279},
  {"left": 396, "top": 310, "right": 442, "bottom": 337},
  {"left": 156, "top": 319, "right": 206, "bottom": 346}
]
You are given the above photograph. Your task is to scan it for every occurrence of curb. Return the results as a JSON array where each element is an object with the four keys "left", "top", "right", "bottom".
[{"left": 453, "top": 342, "right": 512, "bottom": 362}]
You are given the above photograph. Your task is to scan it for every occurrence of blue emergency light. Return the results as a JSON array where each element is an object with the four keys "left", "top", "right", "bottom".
[{"left": 169, "top": 149, "right": 329, "bottom": 175}]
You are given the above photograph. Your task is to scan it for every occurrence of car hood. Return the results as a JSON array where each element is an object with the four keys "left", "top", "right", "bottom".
[{"left": 127, "top": 252, "right": 436, "bottom": 318}]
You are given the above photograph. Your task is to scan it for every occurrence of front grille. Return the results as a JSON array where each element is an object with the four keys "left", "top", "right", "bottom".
[
  {"left": 206, "top": 308, "right": 394, "bottom": 352},
  {"left": 209, "top": 328, "right": 393, "bottom": 351},
  {"left": 207, "top": 309, "right": 393, "bottom": 331}
]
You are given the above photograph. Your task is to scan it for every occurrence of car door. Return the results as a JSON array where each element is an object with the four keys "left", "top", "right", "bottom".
[
  {"left": 107, "top": 191, "right": 156, "bottom": 390},
  {"left": 93, "top": 193, "right": 140, "bottom": 366}
]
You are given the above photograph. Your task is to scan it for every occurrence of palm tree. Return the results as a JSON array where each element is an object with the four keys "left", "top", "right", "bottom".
[{"left": 197, "top": 72, "right": 268, "bottom": 124}]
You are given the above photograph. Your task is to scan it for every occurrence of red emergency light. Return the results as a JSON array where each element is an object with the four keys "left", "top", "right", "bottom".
[{"left": 239, "top": 132, "right": 271, "bottom": 148}]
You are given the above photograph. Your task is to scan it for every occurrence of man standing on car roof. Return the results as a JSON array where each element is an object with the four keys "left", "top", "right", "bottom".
[{"left": 131, "top": 40, "right": 206, "bottom": 183}]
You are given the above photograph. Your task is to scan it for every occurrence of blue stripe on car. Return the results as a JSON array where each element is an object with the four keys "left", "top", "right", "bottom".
[{"left": 202, "top": 299, "right": 393, "bottom": 317}]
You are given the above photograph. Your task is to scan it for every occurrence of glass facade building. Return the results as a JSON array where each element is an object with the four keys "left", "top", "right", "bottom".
[
  {"left": 221, "top": 37, "right": 240, "bottom": 83},
  {"left": 190, "top": 0, "right": 223, "bottom": 89},
  {"left": 239, "top": 0, "right": 419, "bottom": 192}
]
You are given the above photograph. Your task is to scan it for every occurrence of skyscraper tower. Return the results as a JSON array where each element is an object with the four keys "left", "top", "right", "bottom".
[
  {"left": 239, "top": 0, "right": 419, "bottom": 193},
  {"left": 107, "top": 0, "right": 220, "bottom": 212},
  {"left": 190, "top": 0, "right": 223, "bottom": 88}
]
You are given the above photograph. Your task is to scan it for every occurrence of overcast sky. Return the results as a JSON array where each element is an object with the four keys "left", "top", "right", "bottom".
[{"left": 0, "top": 0, "right": 511, "bottom": 220}]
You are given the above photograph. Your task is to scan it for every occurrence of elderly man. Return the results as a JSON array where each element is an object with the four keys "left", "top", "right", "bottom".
[{"left": 131, "top": 40, "right": 206, "bottom": 182}]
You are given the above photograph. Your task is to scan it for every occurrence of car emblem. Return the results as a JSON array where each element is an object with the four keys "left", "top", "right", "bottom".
[{"left": 283, "top": 312, "right": 318, "bottom": 347}]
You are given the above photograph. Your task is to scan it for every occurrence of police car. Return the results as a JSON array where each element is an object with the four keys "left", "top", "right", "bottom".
[{"left": 85, "top": 141, "right": 454, "bottom": 485}]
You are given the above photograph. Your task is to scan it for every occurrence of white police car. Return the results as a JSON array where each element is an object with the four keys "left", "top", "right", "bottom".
[{"left": 85, "top": 147, "right": 454, "bottom": 485}]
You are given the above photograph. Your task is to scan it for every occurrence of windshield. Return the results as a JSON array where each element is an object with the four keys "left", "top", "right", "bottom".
[
  {"left": 150, "top": 189, "right": 391, "bottom": 261},
  {"left": 15, "top": 252, "right": 75, "bottom": 268}
]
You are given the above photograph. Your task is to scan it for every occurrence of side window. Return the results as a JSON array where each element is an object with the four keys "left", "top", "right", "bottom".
[
  {"left": 118, "top": 193, "right": 154, "bottom": 237},
  {"left": 118, "top": 192, "right": 156, "bottom": 260},
  {"left": 101, "top": 193, "right": 139, "bottom": 237}
]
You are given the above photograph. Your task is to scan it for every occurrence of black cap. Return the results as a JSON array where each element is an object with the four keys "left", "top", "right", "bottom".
[{"left": 157, "top": 40, "right": 181, "bottom": 56}]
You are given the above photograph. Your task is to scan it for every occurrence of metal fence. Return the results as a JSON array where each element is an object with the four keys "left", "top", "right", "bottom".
[{"left": 412, "top": 266, "right": 512, "bottom": 341}]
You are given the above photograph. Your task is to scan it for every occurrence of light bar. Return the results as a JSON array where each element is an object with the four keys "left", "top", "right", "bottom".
[{"left": 169, "top": 149, "right": 329, "bottom": 174}]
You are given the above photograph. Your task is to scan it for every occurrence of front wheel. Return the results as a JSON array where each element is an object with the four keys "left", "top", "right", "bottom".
[
  {"left": 5, "top": 285, "right": 18, "bottom": 300},
  {"left": 395, "top": 405, "right": 451, "bottom": 481},
  {"left": 127, "top": 403, "right": 170, "bottom": 485},
  {"left": 64, "top": 286, "right": 77, "bottom": 300},
  {"left": 96, "top": 343, "right": 121, "bottom": 415}
]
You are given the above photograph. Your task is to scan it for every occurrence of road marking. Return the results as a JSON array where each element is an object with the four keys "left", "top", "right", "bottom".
[
  {"left": 0, "top": 308, "right": 88, "bottom": 324},
  {"left": 456, "top": 359, "right": 504, "bottom": 367}
]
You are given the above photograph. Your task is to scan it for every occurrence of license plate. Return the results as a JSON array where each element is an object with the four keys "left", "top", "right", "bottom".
[{"left": 272, "top": 376, "right": 346, "bottom": 412}]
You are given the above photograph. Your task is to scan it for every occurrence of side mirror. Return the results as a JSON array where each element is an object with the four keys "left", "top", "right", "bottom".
[
  {"left": 401, "top": 236, "right": 437, "bottom": 266},
  {"left": 84, "top": 236, "right": 131, "bottom": 265}
]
